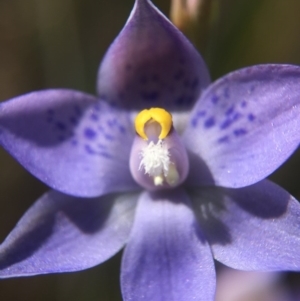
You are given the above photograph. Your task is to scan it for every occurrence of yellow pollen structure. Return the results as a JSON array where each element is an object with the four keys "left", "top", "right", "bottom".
[{"left": 135, "top": 108, "right": 172, "bottom": 140}]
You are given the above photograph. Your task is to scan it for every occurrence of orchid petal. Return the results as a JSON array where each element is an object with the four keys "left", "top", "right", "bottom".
[
  {"left": 121, "top": 189, "right": 215, "bottom": 301},
  {"left": 191, "top": 180, "right": 300, "bottom": 271},
  {"left": 97, "top": 0, "right": 210, "bottom": 111},
  {"left": 0, "top": 89, "right": 138, "bottom": 197},
  {"left": 0, "top": 190, "right": 138, "bottom": 278},
  {"left": 184, "top": 65, "right": 300, "bottom": 188}
]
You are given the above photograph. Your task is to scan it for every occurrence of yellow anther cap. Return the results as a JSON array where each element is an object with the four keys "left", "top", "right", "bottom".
[{"left": 135, "top": 108, "right": 173, "bottom": 140}]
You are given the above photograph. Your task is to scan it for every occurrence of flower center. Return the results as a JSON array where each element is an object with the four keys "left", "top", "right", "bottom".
[
  {"left": 129, "top": 108, "right": 189, "bottom": 190},
  {"left": 135, "top": 107, "right": 172, "bottom": 140},
  {"left": 139, "top": 139, "right": 170, "bottom": 183}
]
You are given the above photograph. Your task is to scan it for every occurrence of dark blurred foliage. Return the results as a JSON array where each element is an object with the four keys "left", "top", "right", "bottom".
[{"left": 0, "top": 0, "right": 300, "bottom": 300}]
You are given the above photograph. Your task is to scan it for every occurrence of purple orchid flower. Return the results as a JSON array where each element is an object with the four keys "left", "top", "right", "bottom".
[{"left": 1, "top": 0, "right": 300, "bottom": 300}]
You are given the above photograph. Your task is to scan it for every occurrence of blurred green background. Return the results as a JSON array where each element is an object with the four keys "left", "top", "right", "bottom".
[{"left": 0, "top": 0, "right": 300, "bottom": 300}]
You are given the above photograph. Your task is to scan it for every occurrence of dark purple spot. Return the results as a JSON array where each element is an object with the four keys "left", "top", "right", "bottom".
[
  {"left": 84, "top": 128, "right": 97, "bottom": 140},
  {"left": 220, "top": 113, "right": 241, "bottom": 130},
  {"left": 90, "top": 113, "right": 99, "bottom": 121},
  {"left": 232, "top": 112, "right": 242, "bottom": 122},
  {"left": 241, "top": 101, "right": 247, "bottom": 108},
  {"left": 204, "top": 117, "right": 215, "bottom": 128},
  {"left": 104, "top": 133, "right": 114, "bottom": 141},
  {"left": 74, "top": 105, "right": 82, "bottom": 116},
  {"left": 98, "top": 152, "right": 112, "bottom": 159},
  {"left": 233, "top": 128, "right": 247, "bottom": 136},
  {"left": 85, "top": 144, "right": 112, "bottom": 158},
  {"left": 217, "top": 136, "right": 230, "bottom": 144},
  {"left": 250, "top": 85, "right": 256, "bottom": 92},
  {"left": 220, "top": 119, "right": 231, "bottom": 129},
  {"left": 107, "top": 119, "right": 117, "bottom": 127},
  {"left": 225, "top": 105, "right": 235, "bottom": 116},
  {"left": 69, "top": 116, "right": 78, "bottom": 125},
  {"left": 85, "top": 144, "right": 96, "bottom": 155},
  {"left": 141, "top": 91, "right": 159, "bottom": 101},
  {"left": 211, "top": 95, "right": 219, "bottom": 104},
  {"left": 118, "top": 125, "right": 126, "bottom": 133},
  {"left": 248, "top": 113, "right": 256, "bottom": 121},
  {"left": 47, "top": 109, "right": 54, "bottom": 115},
  {"left": 197, "top": 110, "right": 206, "bottom": 117},
  {"left": 174, "top": 70, "right": 184, "bottom": 80},
  {"left": 191, "top": 78, "right": 199, "bottom": 89},
  {"left": 56, "top": 122, "right": 66, "bottom": 131}
]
